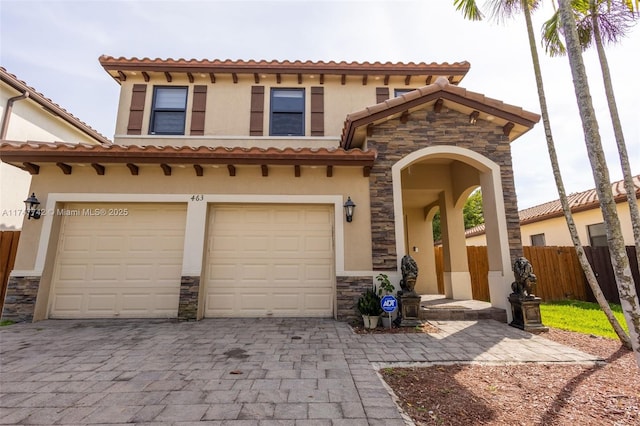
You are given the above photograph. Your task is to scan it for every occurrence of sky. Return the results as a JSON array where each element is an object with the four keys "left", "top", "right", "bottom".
[{"left": 1, "top": 0, "right": 638, "bottom": 209}]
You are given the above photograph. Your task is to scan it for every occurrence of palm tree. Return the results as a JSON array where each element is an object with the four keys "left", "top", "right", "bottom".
[
  {"left": 453, "top": 0, "right": 631, "bottom": 348},
  {"left": 542, "top": 0, "right": 640, "bottom": 281},
  {"left": 555, "top": 0, "right": 640, "bottom": 366}
]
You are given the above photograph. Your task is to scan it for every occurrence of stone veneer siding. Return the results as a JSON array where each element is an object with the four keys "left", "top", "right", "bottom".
[
  {"left": 178, "top": 276, "right": 200, "bottom": 321},
  {"left": 368, "top": 109, "right": 523, "bottom": 270},
  {"left": 1, "top": 276, "right": 40, "bottom": 322},
  {"left": 336, "top": 275, "right": 374, "bottom": 322}
]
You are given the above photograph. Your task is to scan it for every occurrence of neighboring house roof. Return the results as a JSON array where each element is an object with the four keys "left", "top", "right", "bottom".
[
  {"left": 465, "top": 175, "right": 640, "bottom": 237},
  {"left": 341, "top": 76, "right": 541, "bottom": 148},
  {"left": 0, "top": 141, "right": 376, "bottom": 176},
  {"left": 98, "top": 56, "right": 471, "bottom": 86},
  {"left": 0, "top": 67, "right": 111, "bottom": 145}
]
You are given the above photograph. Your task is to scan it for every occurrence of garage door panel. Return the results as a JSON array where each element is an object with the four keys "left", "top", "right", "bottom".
[
  {"left": 87, "top": 294, "right": 117, "bottom": 312},
  {"left": 51, "top": 294, "right": 83, "bottom": 313},
  {"left": 93, "top": 264, "right": 122, "bottom": 280},
  {"left": 50, "top": 203, "right": 186, "bottom": 319},
  {"left": 205, "top": 204, "right": 334, "bottom": 317}
]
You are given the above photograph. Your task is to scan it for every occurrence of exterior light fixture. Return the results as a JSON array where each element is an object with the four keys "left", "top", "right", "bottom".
[
  {"left": 469, "top": 111, "right": 479, "bottom": 125},
  {"left": 24, "top": 193, "right": 41, "bottom": 220},
  {"left": 344, "top": 197, "right": 356, "bottom": 223}
]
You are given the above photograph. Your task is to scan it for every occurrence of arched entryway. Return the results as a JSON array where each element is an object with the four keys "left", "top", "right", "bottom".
[{"left": 392, "top": 146, "right": 513, "bottom": 315}]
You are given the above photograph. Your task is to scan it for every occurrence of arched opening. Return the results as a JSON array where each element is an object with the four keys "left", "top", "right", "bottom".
[{"left": 392, "top": 146, "right": 513, "bottom": 315}]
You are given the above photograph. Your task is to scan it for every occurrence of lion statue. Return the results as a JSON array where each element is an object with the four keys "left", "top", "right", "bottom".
[
  {"left": 510, "top": 257, "right": 537, "bottom": 299},
  {"left": 400, "top": 254, "right": 419, "bottom": 295}
]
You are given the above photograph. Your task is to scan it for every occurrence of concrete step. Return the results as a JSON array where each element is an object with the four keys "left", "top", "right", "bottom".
[{"left": 420, "top": 306, "right": 507, "bottom": 322}]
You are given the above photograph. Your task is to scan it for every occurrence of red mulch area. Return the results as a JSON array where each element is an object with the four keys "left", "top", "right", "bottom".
[{"left": 380, "top": 327, "right": 639, "bottom": 425}]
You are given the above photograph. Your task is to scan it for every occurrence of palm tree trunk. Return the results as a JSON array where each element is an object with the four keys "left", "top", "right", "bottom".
[
  {"left": 520, "top": 1, "right": 631, "bottom": 349},
  {"left": 590, "top": 0, "right": 640, "bottom": 270},
  {"left": 558, "top": 0, "right": 640, "bottom": 366}
]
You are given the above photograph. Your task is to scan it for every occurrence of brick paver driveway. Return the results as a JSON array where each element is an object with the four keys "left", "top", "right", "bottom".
[{"left": 0, "top": 318, "right": 599, "bottom": 425}]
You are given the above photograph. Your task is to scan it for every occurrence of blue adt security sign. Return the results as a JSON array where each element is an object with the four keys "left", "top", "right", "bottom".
[{"left": 380, "top": 295, "right": 397, "bottom": 313}]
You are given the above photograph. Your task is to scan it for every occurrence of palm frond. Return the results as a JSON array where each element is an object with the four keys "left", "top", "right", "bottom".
[{"left": 453, "top": 0, "right": 485, "bottom": 21}]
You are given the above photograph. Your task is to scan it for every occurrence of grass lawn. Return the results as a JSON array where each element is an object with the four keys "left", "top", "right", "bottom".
[{"left": 540, "top": 299, "right": 629, "bottom": 339}]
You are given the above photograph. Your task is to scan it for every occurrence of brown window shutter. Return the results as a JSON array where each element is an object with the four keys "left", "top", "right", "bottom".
[
  {"left": 310, "top": 87, "right": 324, "bottom": 136},
  {"left": 190, "top": 85, "right": 207, "bottom": 136},
  {"left": 250, "top": 86, "right": 264, "bottom": 136},
  {"left": 376, "top": 87, "right": 389, "bottom": 104},
  {"left": 127, "top": 84, "right": 147, "bottom": 135}
]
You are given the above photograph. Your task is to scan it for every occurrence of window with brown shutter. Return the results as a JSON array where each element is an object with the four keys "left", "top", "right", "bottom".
[
  {"left": 190, "top": 85, "right": 207, "bottom": 136},
  {"left": 127, "top": 84, "right": 147, "bottom": 135},
  {"left": 376, "top": 87, "right": 389, "bottom": 104},
  {"left": 250, "top": 86, "right": 264, "bottom": 136},
  {"left": 310, "top": 87, "right": 324, "bottom": 136}
]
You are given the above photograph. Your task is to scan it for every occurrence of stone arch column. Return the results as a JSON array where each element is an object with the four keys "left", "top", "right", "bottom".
[{"left": 392, "top": 146, "right": 514, "bottom": 316}]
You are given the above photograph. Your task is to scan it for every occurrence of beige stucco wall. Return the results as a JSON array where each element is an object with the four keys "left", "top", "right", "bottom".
[
  {"left": 1, "top": 82, "right": 104, "bottom": 229},
  {"left": 113, "top": 74, "right": 427, "bottom": 144},
  {"left": 14, "top": 164, "right": 373, "bottom": 273},
  {"left": 466, "top": 200, "right": 639, "bottom": 247}
]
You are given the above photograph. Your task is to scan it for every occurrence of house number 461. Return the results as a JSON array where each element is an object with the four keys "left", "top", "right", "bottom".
[{"left": 191, "top": 195, "right": 204, "bottom": 201}]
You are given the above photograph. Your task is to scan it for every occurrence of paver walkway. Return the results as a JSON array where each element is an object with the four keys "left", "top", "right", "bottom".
[{"left": 0, "top": 318, "right": 601, "bottom": 425}]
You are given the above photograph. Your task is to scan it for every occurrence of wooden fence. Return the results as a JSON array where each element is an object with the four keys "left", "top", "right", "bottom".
[
  {"left": 435, "top": 245, "right": 639, "bottom": 303},
  {"left": 0, "top": 231, "right": 20, "bottom": 314}
]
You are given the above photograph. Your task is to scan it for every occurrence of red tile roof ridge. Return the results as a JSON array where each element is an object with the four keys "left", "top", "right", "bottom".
[
  {"left": 465, "top": 175, "right": 640, "bottom": 237},
  {"left": 0, "top": 67, "right": 111, "bottom": 145},
  {"left": 98, "top": 55, "right": 471, "bottom": 68}
]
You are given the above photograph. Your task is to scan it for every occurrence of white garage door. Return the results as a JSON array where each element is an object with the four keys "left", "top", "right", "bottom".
[
  {"left": 49, "top": 203, "right": 187, "bottom": 318},
  {"left": 205, "top": 204, "right": 334, "bottom": 317}
]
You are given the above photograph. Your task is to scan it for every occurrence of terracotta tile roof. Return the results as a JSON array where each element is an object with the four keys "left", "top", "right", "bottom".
[
  {"left": 0, "top": 67, "right": 111, "bottom": 145},
  {"left": 0, "top": 141, "right": 376, "bottom": 169},
  {"left": 98, "top": 56, "right": 470, "bottom": 85},
  {"left": 99, "top": 56, "right": 470, "bottom": 74},
  {"left": 465, "top": 175, "right": 640, "bottom": 237},
  {"left": 340, "top": 77, "right": 540, "bottom": 147}
]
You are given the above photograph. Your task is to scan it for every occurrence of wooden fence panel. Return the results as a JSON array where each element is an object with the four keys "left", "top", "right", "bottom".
[
  {"left": 583, "top": 246, "right": 640, "bottom": 304},
  {"left": 523, "top": 246, "right": 587, "bottom": 301},
  {"left": 434, "top": 245, "right": 600, "bottom": 302},
  {"left": 0, "top": 231, "right": 21, "bottom": 314},
  {"left": 467, "top": 246, "right": 490, "bottom": 302},
  {"left": 434, "top": 246, "right": 444, "bottom": 294}
]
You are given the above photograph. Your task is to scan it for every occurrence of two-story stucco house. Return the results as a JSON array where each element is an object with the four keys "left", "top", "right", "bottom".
[
  {"left": 0, "top": 67, "right": 111, "bottom": 230},
  {"left": 0, "top": 56, "right": 539, "bottom": 323}
]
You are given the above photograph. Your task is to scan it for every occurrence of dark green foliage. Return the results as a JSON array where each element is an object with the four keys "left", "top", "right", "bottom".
[
  {"left": 357, "top": 285, "right": 383, "bottom": 316},
  {"left": 432, "top": 189, "right": 485, "bottom": 241}
]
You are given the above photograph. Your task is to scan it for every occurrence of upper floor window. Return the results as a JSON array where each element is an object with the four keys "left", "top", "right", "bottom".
[
  {"left": 394, "top": 88, "right": 414, "bottom": 97},
  {"left": 530, "top": 233, "right": 546, "bottom": 246},
  {"left": 587, "top": 223, "right": 608, "bottom": 247},
  {"left": 270, "top": 88, "right": 304, "bottom": 136},
  {"left": 150, "top": 86, "right": 187, "bottom": 135}
]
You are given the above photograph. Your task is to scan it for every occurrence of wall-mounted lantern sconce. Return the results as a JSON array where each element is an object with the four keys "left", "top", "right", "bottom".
[
  {"left": 344, "top": 196, "right": 356, "bottom": 223},
  {"left": 24, "top": 193, "right": 41, "bottom": 220},
  {"left": 469, "top": 110, "right": 479, "bottom": 125}
]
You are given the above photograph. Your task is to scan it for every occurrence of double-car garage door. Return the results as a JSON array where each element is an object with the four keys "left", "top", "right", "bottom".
[{"left": 49, "top": 203, "right": 334, "bottom": 319}]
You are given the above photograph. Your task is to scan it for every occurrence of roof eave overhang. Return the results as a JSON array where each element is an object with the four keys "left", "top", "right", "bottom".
[
  {"left": 98, "top": 56, "right": 471, "bottom": 85},
  {"left": 0, "top": 70, "right": 111, "bottom": 146},
  {"left": 0, "top": 143, "right": 377, "bottom": 173},
  {"left": 342, "top": 91, "right": 540, "bottom": 149}
]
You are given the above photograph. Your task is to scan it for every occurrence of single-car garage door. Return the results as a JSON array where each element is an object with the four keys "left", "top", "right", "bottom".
[
  {"left": 49, "top": 203, "right": 187, "bottom": 318},
  {"left": 205, "top": 204, "right": 334, "bottom": 317}
]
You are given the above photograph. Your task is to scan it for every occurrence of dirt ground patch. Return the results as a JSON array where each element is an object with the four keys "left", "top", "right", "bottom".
[{"left": 380, "top": 327, "right": 639, "bottom": 425}]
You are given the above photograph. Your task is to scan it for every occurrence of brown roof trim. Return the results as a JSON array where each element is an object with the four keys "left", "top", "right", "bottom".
[
  {"left": 340, "top": 77, "right": 540, "bottom": 148},
  {"left": 99, "top": 56, "right": 471, "bottom": 82},
  {"left": 0, "top": 141, "right": 376, "bottom": 168},
  {"left": 0, "top": 67, "right": 111, "bottom": 145}
]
